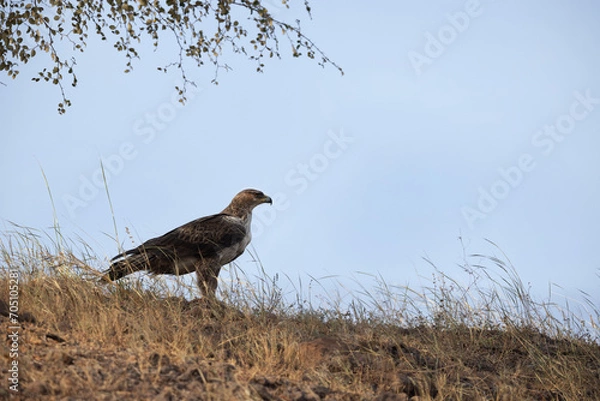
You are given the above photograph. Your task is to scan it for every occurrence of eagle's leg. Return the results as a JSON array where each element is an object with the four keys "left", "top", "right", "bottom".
[{"left": 196, "top": 266, "right": 220, "bottom": 299}]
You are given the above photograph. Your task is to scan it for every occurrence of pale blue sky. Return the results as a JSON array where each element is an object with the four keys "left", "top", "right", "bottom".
[{"left": 1, "top": 1, "right": 599, "bottom": 310}]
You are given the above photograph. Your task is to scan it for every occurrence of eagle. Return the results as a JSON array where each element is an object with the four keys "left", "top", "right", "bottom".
[{"left": 103, "top": 189, "right": 272, "bottom": 298}]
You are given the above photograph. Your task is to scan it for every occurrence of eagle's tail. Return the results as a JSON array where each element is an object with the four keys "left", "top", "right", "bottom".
[{"left": 102, "top": 252, "right": 148, "bottom": 282}]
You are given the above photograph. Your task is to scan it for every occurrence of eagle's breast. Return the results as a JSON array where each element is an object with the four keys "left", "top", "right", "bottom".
[{"left": 216, "top": 214, "right": 252, "bottom": 264}]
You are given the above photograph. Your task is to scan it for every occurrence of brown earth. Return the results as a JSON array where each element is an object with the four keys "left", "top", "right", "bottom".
[{"left": 1, "top": 274, "right": 600, "bottom": 400}]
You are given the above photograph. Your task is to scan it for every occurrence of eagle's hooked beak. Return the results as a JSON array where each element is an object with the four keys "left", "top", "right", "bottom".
[{"left": 263, "top": 195, "right": 273, "bottom": 205}]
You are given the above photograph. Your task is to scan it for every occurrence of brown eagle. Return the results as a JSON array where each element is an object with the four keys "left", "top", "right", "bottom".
[{"left": 103, "top": 189, "right": 272, "bottom": 298}]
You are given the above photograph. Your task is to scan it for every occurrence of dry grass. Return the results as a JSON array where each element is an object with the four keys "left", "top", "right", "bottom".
[{"left": 1, "top": 227, "right": 599, "bottom": 400}]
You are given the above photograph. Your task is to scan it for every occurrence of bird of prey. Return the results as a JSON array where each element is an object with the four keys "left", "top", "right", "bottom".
[{"left": 103, "top": 189, "right": 272, "bottom": 298}]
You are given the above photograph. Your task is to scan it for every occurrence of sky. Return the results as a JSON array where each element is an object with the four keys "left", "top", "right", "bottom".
[{"left": 1, "top": 1, "right": 599, "bottom": 315}]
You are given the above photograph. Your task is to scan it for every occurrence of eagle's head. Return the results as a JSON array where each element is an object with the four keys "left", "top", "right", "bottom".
[
  {"left": 238, "top": 189, "right": 273, "bottom": 207},
  {"left": 223, "top": 189, "right": 272, "bottom": 217}
]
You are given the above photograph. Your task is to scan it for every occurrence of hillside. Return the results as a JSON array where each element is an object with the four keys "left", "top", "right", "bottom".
[{"left": 1, "top": 236, "right": 599, "bottom": 400}]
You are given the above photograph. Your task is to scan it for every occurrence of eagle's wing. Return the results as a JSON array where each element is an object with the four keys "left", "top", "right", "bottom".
[{"left": 107, "top": 213, "right": 247, "bottom": 278}]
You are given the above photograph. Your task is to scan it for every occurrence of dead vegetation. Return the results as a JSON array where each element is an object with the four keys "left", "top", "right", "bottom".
[{"left": 1, "top": 228, "right": 599, "bottom": 400}]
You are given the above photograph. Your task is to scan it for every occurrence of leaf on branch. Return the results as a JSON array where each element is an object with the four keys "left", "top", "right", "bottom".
[{"left": 1, "top": 0, "right": 343, "bottom": 113}]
